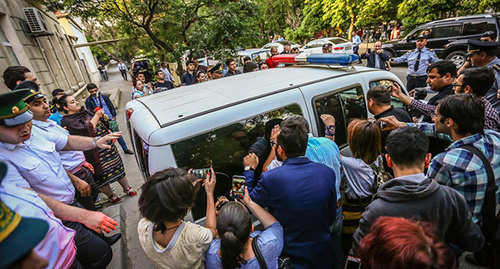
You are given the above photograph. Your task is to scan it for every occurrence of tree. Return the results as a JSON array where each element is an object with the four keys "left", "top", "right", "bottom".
[
  {"left": 357, "top": 0, "right": 401, "bottom": 27},
  {"left": 284, "top": 0, "right": 329, "bottom": 43},
  {"left": 397, "top": 0, "right": 499, "bottom": 30},
  {"left": 321, "top": 0, "right": 362, "bottom": 40}
]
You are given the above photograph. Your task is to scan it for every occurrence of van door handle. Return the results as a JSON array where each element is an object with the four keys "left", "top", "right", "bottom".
[{"left": 447, "top": 39, "right": 457, "bottom": 42}]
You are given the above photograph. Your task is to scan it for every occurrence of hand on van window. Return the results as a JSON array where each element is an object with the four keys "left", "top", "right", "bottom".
[
  {"left": 388, "top": 83, "right": 403, "bottom": 98},
  {"left": 203, "top": 167, "right": 216, "bottom": 195},
  {"left": 269, "top": 125, "right": 281, "bottom": 143},
  {"left": 320, "top": 114, "right": 335, "bottom": 126},
  {"left": 378, "top": 116, "right": 406, "bottom": 131},
  {"left": 243, "top": 153, "right": 259, "bottom": 170}
]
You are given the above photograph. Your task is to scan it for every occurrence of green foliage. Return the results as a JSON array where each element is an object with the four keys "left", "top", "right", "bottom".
[
  {"left": 186, "top": 0, "right": 261, "bottom": 60},
  {"left": 397, "top": 0, "right": 499, "bottom": 30},
  {"left": 285, "top": 0, "right": 328, "bottom": 43},
  {"left": 357, "top": 0, "right": 401, "bottom": 26}
]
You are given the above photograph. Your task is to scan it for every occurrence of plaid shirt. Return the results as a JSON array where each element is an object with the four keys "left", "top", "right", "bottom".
[
  {"left": 410, "top": 122, "right": 500, "bottom": 224},
  {"left": 410, "top": 98, "right": 500, "bottom": 132}
]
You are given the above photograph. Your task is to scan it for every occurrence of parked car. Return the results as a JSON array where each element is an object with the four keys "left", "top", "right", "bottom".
[
  {"left": 125, "top": 61, "right": 409, "bottom": 222},
  {"left": 261, "top": 41, "right": 301, "bottom": 53},
  {"left": 382, "top": 14, "right": 499, "bottom": 67},
  {"left": 301, "top": 37, "right": 354, "bottom": 54}
]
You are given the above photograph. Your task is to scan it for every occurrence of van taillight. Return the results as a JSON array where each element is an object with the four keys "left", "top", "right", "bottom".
[{"left": 126, "top": 108, "right": 134, "bottom": 120}]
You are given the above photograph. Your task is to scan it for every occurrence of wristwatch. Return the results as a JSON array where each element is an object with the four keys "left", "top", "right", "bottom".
[
  {"left": 92, "top": 137, "right": 100, "bottom": 148},
  {"left": 244, "top": 166, "right": 254, "bottom": 171}
]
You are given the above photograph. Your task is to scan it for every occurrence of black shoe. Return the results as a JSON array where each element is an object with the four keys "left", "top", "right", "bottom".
[
  {"left": 102, "top": 233, "right": 121, "bottom": 246},
  {"left": 124, "top": 149, "right": 134, "bottom": 155}
]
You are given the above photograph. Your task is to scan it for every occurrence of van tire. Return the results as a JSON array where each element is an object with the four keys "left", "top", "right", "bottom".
[{"left": 445, "top": 51, "right": 466, "bottom": 68}]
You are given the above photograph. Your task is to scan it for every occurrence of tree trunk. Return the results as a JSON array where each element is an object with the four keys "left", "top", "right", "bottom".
[
  {"left": 140, "top": 25, "right": 174, "bottom": 53},
  {"left": 348, "top": 13, "right": 355, "bottom": 40}
]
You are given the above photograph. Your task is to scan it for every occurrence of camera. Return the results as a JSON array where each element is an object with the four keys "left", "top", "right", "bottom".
[{"left": 379, "top": 121, "right": 387, "bottom": 129}]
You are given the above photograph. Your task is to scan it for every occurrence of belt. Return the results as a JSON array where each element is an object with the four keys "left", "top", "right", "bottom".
[
  {"left": 69, "top": 161, "right": 85, "bottom": 174},
  {"left": 407, "top": 75, "right": 427, "bottom": 79}
]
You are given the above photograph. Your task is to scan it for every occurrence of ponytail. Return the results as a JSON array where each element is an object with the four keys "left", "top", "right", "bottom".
[{"left": 217, "top": 202, "right": 252, "bottom": 269}]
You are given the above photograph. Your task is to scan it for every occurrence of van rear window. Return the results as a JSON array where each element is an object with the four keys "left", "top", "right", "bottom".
[{"left": 171, "top": 104, "right": 302, "bottom": 219}]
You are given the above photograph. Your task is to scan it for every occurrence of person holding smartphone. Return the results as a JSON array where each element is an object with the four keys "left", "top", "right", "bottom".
[
  {"left": 138, "top": 167, "right": 217, "bottom": 269},
  {"left": 206, "top": 187, "right": 284, "bottom": 269}
]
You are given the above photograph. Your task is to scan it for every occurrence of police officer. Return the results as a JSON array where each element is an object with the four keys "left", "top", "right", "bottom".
[
  {"left": 0, "top": 90, "right": 122, "bottom": 267},
  {"left": 390, "top": 34, "right": 440, "bottom": 92},
  {"left": 466, "top": 39, "right": 500, "bottom": 111}
]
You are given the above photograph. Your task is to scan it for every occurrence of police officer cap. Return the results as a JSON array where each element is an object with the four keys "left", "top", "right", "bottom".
[
  {"left": 467, "top": 39, "right": 500, "bottom": 56},
  {"left": 416, "top": 34, "right": 428, "bottom": 40},
  {"left": 13, "top": 80, "right": 44, "bottom": 103},
  {"left": 0, "top": 89, "right": 34, "bottom": 126}
]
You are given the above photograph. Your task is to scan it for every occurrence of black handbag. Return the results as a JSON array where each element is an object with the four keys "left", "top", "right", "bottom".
[
  {"left": 460, "top": 144, "right": 500, "bottom": 268},
  {"left": 252, "top": 235, "right": 293, "bottom": 269}
]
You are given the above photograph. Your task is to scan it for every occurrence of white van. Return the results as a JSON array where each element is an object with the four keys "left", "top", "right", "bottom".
[{"left": 125, "top": 64, "right": 408, "bottom": 221}]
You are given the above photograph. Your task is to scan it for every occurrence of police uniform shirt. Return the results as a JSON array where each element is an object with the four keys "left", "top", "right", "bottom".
[
  {"left": 32, "top": 119, "right": 85, "bottom": 172},
  {"left": 393, "top": 47, "right": 440, "bottom": 76},
  {"left": 485, "top": 57, "right": 500, "bottom": 110},
  {"left": 0, "top": 126, "right": 75, "bottom": 204},
  {"left": 0, "top": 183, "right": 77, "bottom": 269}
]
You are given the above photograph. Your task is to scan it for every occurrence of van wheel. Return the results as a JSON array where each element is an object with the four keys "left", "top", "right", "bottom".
[{"left": 445, "top": 51, "right": 466, "bottom": 68}]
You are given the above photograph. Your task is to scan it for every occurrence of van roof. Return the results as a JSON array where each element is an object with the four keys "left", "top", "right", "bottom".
[{"left": 135, "top": 65, "right": 374, "bottom": 128}]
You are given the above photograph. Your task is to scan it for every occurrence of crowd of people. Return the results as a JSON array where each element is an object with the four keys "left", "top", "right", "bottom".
[
  {"left": 0, "top": 65, "right": 143, "bottom": 268},
  {"left": 1, "top": 27, "right": 500, "bottom": 269},
  {"left": 130, "top": 35, "right": 500, "bottom": 269}
]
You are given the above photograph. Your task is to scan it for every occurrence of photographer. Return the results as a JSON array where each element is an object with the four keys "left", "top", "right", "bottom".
[{"left": 206, "top": 188, "right": 284, "bottom": 269}]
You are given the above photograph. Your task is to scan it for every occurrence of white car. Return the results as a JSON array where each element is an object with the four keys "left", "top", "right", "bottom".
[
  {"left": 261, "top": 41, "right": 301, "bottom": 53},
  {"left": 301, "top": 37, "right": 354, "bottom": 54}
]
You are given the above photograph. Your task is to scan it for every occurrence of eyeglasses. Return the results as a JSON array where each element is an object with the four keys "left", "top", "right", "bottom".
[{"left": 451, "top": 83, "right": 463, "bottom": 88}]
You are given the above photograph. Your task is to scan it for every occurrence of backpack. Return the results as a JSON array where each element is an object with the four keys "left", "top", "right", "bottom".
[{"left": 368, "top": 155, "right": 393, "bottom": 193}]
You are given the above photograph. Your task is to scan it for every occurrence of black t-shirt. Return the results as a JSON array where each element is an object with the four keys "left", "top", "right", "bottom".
[
  {"left": 423, "top": 84, "right": 454, "bottom": 123},
  {"left": 375, "top": 106, "right": 412, "bottom": 151},
  {"left": 154, "top": 80, "right": 174, "bottom": 93}
]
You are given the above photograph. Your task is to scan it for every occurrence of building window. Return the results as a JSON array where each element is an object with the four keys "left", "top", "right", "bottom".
[{"left": 0, "top": 26, "right": 20, "bottom": 66}]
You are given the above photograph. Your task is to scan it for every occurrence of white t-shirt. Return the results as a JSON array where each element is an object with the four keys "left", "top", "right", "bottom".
[
  {"left": 138, "top": 218, "right": 213, "bottom": 269},
  {"left": 341, "top": 157, "right": 375, "bottom": 199}
]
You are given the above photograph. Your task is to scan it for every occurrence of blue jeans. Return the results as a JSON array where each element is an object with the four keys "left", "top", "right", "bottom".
[
  {"left": 110, "top": 120, "right": 129, "bottom": 151},
  {"left": 330, "top": 207, "right": 344, "bottom": 269}
]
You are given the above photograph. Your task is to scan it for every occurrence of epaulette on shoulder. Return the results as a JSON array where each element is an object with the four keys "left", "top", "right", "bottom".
[
  {"left": 408, "top": 49, "right": 414, "bottom": 53},
  {"left": 493, "top": 64, "right": 500, "bottom": 71},
  {"left": 428, "top": 49, "right": 433, "bottom": 52}
]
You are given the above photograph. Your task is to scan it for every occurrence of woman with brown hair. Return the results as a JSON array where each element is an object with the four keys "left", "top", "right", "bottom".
[
  {"left": 321, "top": 115, "right": 387, "bottom": 256},
  {"left": 58, "top": 94, "right": 137, "bottom": 203}
]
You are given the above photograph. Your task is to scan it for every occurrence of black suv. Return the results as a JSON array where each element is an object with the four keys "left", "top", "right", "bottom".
[{"left": 382, "top": 14, "right": 499, "bottom": 67}]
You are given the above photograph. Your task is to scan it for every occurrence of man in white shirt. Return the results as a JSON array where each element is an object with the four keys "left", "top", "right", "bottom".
[{"left": 118, "top": 60, "right": 128, "bottom": 81}]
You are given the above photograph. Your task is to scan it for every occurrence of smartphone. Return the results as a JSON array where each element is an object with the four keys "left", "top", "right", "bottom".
[
  {"left": 231, "top": 175, "right": 246, "bottom": 199},
  {"left": 191, "top": 168, "right": 210, "bottom": 180},
  {"left": 344, "top": 256, "right": 362, "bottom": 269}
]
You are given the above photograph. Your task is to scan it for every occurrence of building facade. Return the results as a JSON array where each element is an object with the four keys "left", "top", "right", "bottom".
[{"left": 0, "top": 0, "right": 92, "bottom": 99}]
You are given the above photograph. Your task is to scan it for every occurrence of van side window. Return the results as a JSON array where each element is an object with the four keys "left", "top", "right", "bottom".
[
  {"left": 172, "top": 104, "right": 302, "bottom": 219},
  {"left": 369, "top": 80, "right": 406, "bottom": 109},
  {"left": 313, "top": 85, "right": 367, "bottom": 148},
  {"left": 172, "top": 104, "right": 302, "bottom": 176}
]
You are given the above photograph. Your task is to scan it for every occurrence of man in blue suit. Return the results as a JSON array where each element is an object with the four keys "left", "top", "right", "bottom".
[
  {"left": 243, "top": 115, "right": 337, "bottom": 269},
  {"left": 85, "top": 83, "right": 133, "bottom": 154}
]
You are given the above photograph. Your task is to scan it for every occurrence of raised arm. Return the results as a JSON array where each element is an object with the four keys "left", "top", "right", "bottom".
[
  {"left": 242, "top": 186, "right": 277, "bottom": 229},
  {"left": 62, "top": 132, "right": 123, "bottom": 151},
  {"left": 203, "top": 167, "right": 217, "bottom": 237}
]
